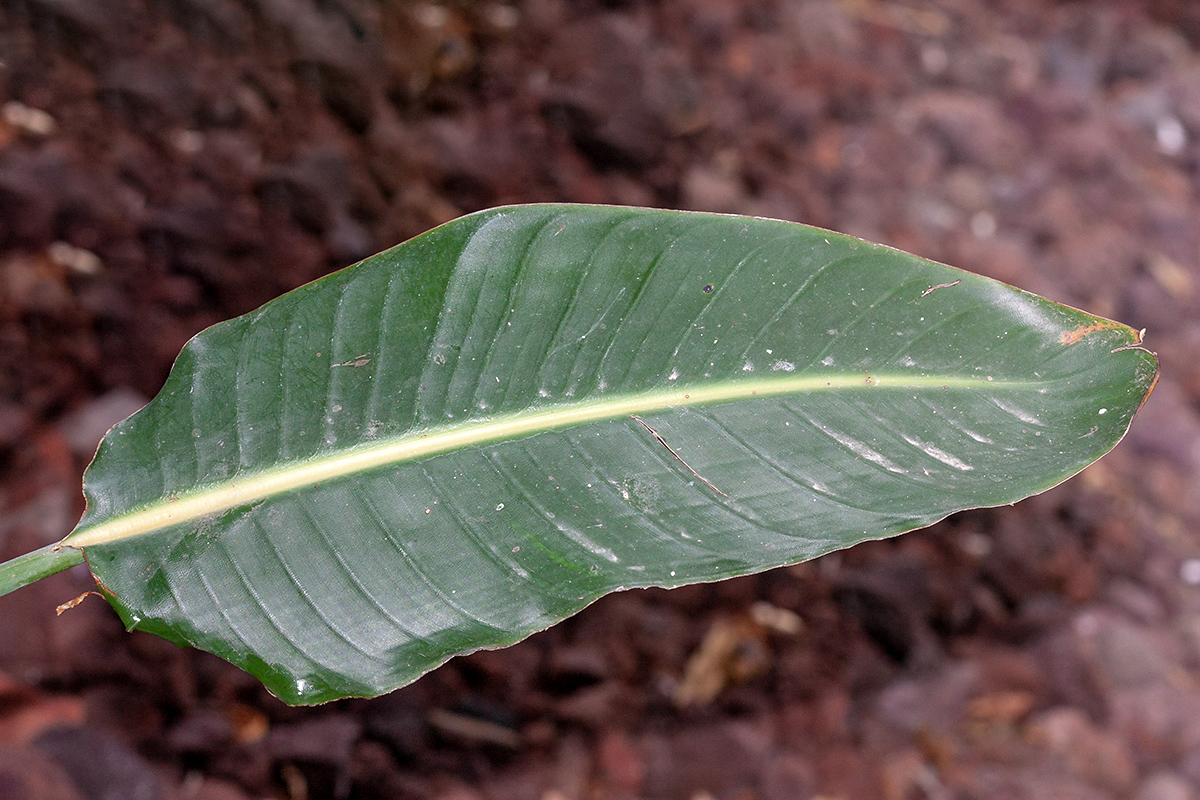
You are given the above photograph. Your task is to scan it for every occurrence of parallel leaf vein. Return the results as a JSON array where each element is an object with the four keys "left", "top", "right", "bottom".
[
  {"left": 256, "top": 512, "right": 387, "bottom": 666},
  {"left": 359, "top": 480, "right": 482, "bottom": 633},
  {"left": 295, "top": 491, "right": 417, "bottom": 646},
  {"left": 418, "top": 464, "right": 523, "bottom": 627}
]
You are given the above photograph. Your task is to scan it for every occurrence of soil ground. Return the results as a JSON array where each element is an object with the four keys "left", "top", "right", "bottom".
[{"left": 1, "top": 0, "right": 1200, "bottom": 798}]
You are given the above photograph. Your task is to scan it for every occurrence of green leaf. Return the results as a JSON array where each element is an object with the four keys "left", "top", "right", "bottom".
[{"left": 60, "top": 205, "right": 1155, "bottom": 704}]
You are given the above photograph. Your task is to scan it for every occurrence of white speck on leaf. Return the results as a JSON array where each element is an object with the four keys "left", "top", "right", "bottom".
[
  {"left": 821, "top": 426, "right": 906, "bottom": 474},
  {"left": 992, "top": 398, "right": 1044, "bottom": 426},
  {"left": 902, "top": 434, "right": 974, "bottom": 471}
]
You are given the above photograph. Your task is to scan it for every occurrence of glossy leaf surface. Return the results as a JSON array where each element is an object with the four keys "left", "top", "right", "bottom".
[{"left": 65, "top": 205, "right": 1157, "bottom": 703}]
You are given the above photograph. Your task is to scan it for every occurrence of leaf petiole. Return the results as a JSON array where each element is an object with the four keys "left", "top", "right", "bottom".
[{"left": 0, "top": 542, "right": 85, "bottom": 598}]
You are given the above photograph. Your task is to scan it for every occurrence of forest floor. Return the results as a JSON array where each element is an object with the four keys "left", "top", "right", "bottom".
[{"left": 2, "top": 0, "right": 1200, "bottom": 798}]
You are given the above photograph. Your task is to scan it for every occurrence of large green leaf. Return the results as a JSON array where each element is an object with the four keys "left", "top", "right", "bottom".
[{"left": 58, "top": 205, "right": 1154, "bottom": 704}]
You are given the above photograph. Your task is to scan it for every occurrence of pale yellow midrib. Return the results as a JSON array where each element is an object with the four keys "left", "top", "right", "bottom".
[{"left": 64, "top": 372, "right": 1017, "bottom": 548}]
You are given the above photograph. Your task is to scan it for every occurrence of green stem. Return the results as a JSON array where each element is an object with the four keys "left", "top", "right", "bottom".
[{"left": 0, "top": 543, "right": 85, "bottom": 598}]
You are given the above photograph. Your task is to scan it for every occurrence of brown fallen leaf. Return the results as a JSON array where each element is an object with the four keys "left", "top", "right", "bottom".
[{"left": 674, "top": 604, "right": 804, "bottom": 707}]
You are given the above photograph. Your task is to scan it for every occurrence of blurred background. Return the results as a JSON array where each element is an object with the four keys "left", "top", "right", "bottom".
[{"left": 0, "top": 0, "right": 1199, "bottom": 797}]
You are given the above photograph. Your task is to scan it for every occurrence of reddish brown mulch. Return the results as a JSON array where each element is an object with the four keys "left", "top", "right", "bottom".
[{"left": 2, "top": 1, "right": 1200, "bottom": 798}]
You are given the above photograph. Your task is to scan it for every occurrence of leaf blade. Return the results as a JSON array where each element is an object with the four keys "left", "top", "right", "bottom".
[{"left": 68, "top": 205, "right": 1157, "bottom": 703}]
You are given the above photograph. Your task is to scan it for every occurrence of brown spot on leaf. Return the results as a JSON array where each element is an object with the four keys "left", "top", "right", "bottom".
[{"left": 1059, "top": 320, "right": 1121, "bottom": 345}]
